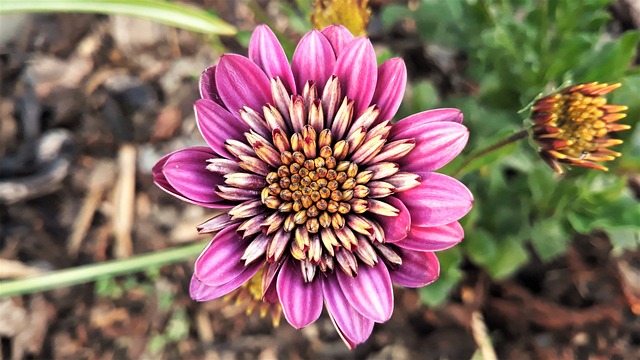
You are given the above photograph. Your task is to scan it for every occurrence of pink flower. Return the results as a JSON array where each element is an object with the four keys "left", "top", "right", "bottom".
[{"left": 153, "top": 25, "right": 473, "bottom": 348}]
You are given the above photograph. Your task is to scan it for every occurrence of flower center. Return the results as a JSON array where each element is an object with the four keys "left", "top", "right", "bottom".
[
  {"left": 217, "top": 77, "right": 415, "bottom": 280},
  {"left": 532, "top": 82, "right": 630, "bottom": 173},
  {"left": 261, "top": 127, "right": 372, "bottom": 235},
  {"left": 549, "top": 92, "right": 608, "bottom": 158}
]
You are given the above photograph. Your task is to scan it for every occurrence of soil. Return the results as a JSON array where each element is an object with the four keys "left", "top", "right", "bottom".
[{"left": 1, "top": 1, "right": 639, "bottom": 359}]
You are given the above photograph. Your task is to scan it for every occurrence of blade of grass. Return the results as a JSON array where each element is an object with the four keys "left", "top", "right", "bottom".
[
  {"left": 0, "top": 242, "right": 205, "bottom": 297},
  {"left": 0, "top": 0, "right": 236, "bottom": 35}
]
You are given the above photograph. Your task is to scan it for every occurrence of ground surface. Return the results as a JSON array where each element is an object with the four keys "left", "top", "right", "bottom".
[{"left": 1, "top": 1, "right": 639, "bottom": 359}]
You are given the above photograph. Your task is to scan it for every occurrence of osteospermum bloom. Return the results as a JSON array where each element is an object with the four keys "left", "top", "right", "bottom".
[
  {"left": 153, "top": 25, "right": 473, "bottom": 348},
  {"left": 531, "top": 82, "right": 630, "bottom": 173}
]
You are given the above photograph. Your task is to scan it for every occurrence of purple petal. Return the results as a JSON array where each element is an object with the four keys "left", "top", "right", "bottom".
[
  {"left": 397, "top": 172, "right": 473, "bottom": 227},
  {"left": 337, "top": 261, "right": 393, "bottom": 323},
  {"left": 396, "top": 222, "right": 464, "bottom": 252},
  {"left": 390, "top": 249, "right": 439, "bottom": 288},
  {"left": 263, "top": 276, "right": 279, "bottom": 303},
  {"left": 322, "top": 275, "right": 375, "bottom": 349},
  {"left": 195, "top": 99, "right": 247, "bottom": 159},
  {"left": 249, "top": 25, "right": 296, "bottom": 94},
  {"left": 321, "top": 25, "right": 355, "bottom": 57},
  {"left": 197, "top": 213, "right": 235, "bottom": 234},
  {"left": 262, "top": 257, "right": 285, "bottom": 302},
  {"left": 390, "top": 108, "right": 464, "bottom": 139},
  {"left": 190, "top": 262, "right": 260, "bottom": 301},
  {"left": 154, "top": 147, "right": 229, "bottom": 208},
  {"left": 194, "top": 224, "right": 252, "bottom": 286},
  {"left": 399, "top": 122, "right": 469, "bottom": 172},
  {"left": 199, "top": 66, "right": 225, "bottom": 107},
  {"left": 333, "top": 37, "right": 377, "bottom": 117},
  {"left": 292, "top": 30, "right": 336, "bottom": 94},
  {"left": 371, "top": 58, "right": 407, "bottom": 122},
  {"left": 277, "top": 259, "right": 323, "bottom": 329},
  {"left": 190, "top": 275, "right": 225, "bottom": 301},
  {"left": 373, "top": 196, "right": 410, "bottom": 243},
  {"left": 216, "top": 54, "right": 272, "bottom": 118}
]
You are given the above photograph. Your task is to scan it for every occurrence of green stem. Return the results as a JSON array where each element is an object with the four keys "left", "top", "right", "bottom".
[
  {"left": 453, "top": 128, "right": 529, "bottom": 177},
  {"left": 0, "top": 0, "right": 236, "bottom": 35},
  {"left": 0, "top": 242, "right": 205, "bottom": 297}
]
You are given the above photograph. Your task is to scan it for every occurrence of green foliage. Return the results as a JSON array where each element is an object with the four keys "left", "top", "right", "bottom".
[
  {"left": 147, "top": 308, "right": 190, "bottom": 354},
  {"left": 613, "top": 75, "right": 640, "bottom": 171},
  {"left": 94, "top": 269, "right": 161, "bottom": 300},
  {"left": 93, "top": 271, "right": 188, "bottom": 355},
  {"left": 383, "top": 0, "right": 640, "bottom": 306}
]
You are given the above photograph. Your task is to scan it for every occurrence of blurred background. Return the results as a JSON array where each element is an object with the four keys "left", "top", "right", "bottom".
[{"left": 1, "top": 0, "right": 639, "bottom": 359}]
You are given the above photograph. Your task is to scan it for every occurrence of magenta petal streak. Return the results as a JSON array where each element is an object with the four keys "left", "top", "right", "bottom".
[
  {"left": 277, "top": 259, "right": 323, "bottom": 328},
  {"left": 322, "top": 275, "right": 375, "bottom": 349},
  {"left": 190, "top": 263, "right": 261, "bottom": 301},
  {"left": 292, "top": 30, "right": 336, "bottom": 94},
  {"left": 194, "top": 224, "right": 251, "bottom": 286},
  {"left": 337, "top": 261, "right": 393, "bottom": 323},
  {"left": 400, "top": 122, "right": 469, "bottom": 172},
  {"left": 321, "top": 25, "right": 355, "bottom": 57},
  {"left": 159, "top": 147, "right": 226, "bottom": 206},
  {"left": 390, "top": 108, "right": 464, "bottom": 139},
  {"left": 371, "top": 58, "right": 407, "bottom": 122},
  {"left": 389, "top": 249, "right": 440, "bottom": 288},
  {"left": 397, "top": 222, "right": 464, "bottom": 252},
  {"left": 199, "top": 66, "right": 225, "bottom": 107},
  {"left": 249, "top": 25, "right": 296, "bottom": 94},
  {"left": 373, "top": 196, "right": 410, "bottom": 243},
  {"left": 195, "top": 99, "right": 247, "bottom": 159},
  {"left": 333, "top": 37, "right": 378, "bottom": 117},
  {"left": 398, "top": 172, "right": 473, "bottom": 227},
  {"left": 216, "top": 54, "right": 272, "bottom": 118}
]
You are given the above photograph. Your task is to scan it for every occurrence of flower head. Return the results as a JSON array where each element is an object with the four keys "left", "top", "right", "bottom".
[
  {"left": 154, "top": 25, "right": 472, "bottom": 348},
  {"left": 531, "top": 82, "right": 630, "bottom": 173},
  {"left": 312, "top": 0, "right": 371, "bottom": 36}
]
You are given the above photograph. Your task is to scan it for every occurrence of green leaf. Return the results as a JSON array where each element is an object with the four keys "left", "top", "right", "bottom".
[
  {"left": 567, "top": 211, "right": 596, "bottom": 234},
  {"left": 0, "top": 0, "right": 236, "bottom": 35},
  {"left": 592, "top": 193, "right": 640, "bottom": 230},
  {"left": 95, "top": 277, "right": 123, "bottom": 299},
  {"left": 575, "top": 30, "right": 640, "bottom": 82},
  {"left": 166, "top": 309, "right": 190, "bottom": 340},
  {"left": 147, "top": 334, "right": 166, "bottom": 354},
  {"left": 612, "top": 75, "right": 640, "bottom": 170},
  {"left": 380, "top": 4, "right": 412, "bottom": 29},
  {"left": 489, "top": 236, "right": 529, "bottom": 279},
  {"left": 530, "top": 219, "right": 570, "bottom": 261},
  {"left": 418, "top": 248, "right": 463, "bottom": 307},
  {"left": 464, "top": 229, "right": 498, "bottom": 268},
  {"left": 466, "top": 230, "right": 529, "bottom": 279},
  {"left": 606, "top": 228, "right": 640, "bottom": 253},
  {"left": 527, "top": 166, "right": 556, "bottom": 205}
]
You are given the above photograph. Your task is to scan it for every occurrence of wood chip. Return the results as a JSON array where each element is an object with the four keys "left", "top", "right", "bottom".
[
  {"left": 112, "top": 143, "right": 137, "bottom": 259},
  {"left": 0, "top": 259, "right": 43, "bottom": 279},
  {"left": 67, "top": 161, "right": 116, "bottom": 258}
]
